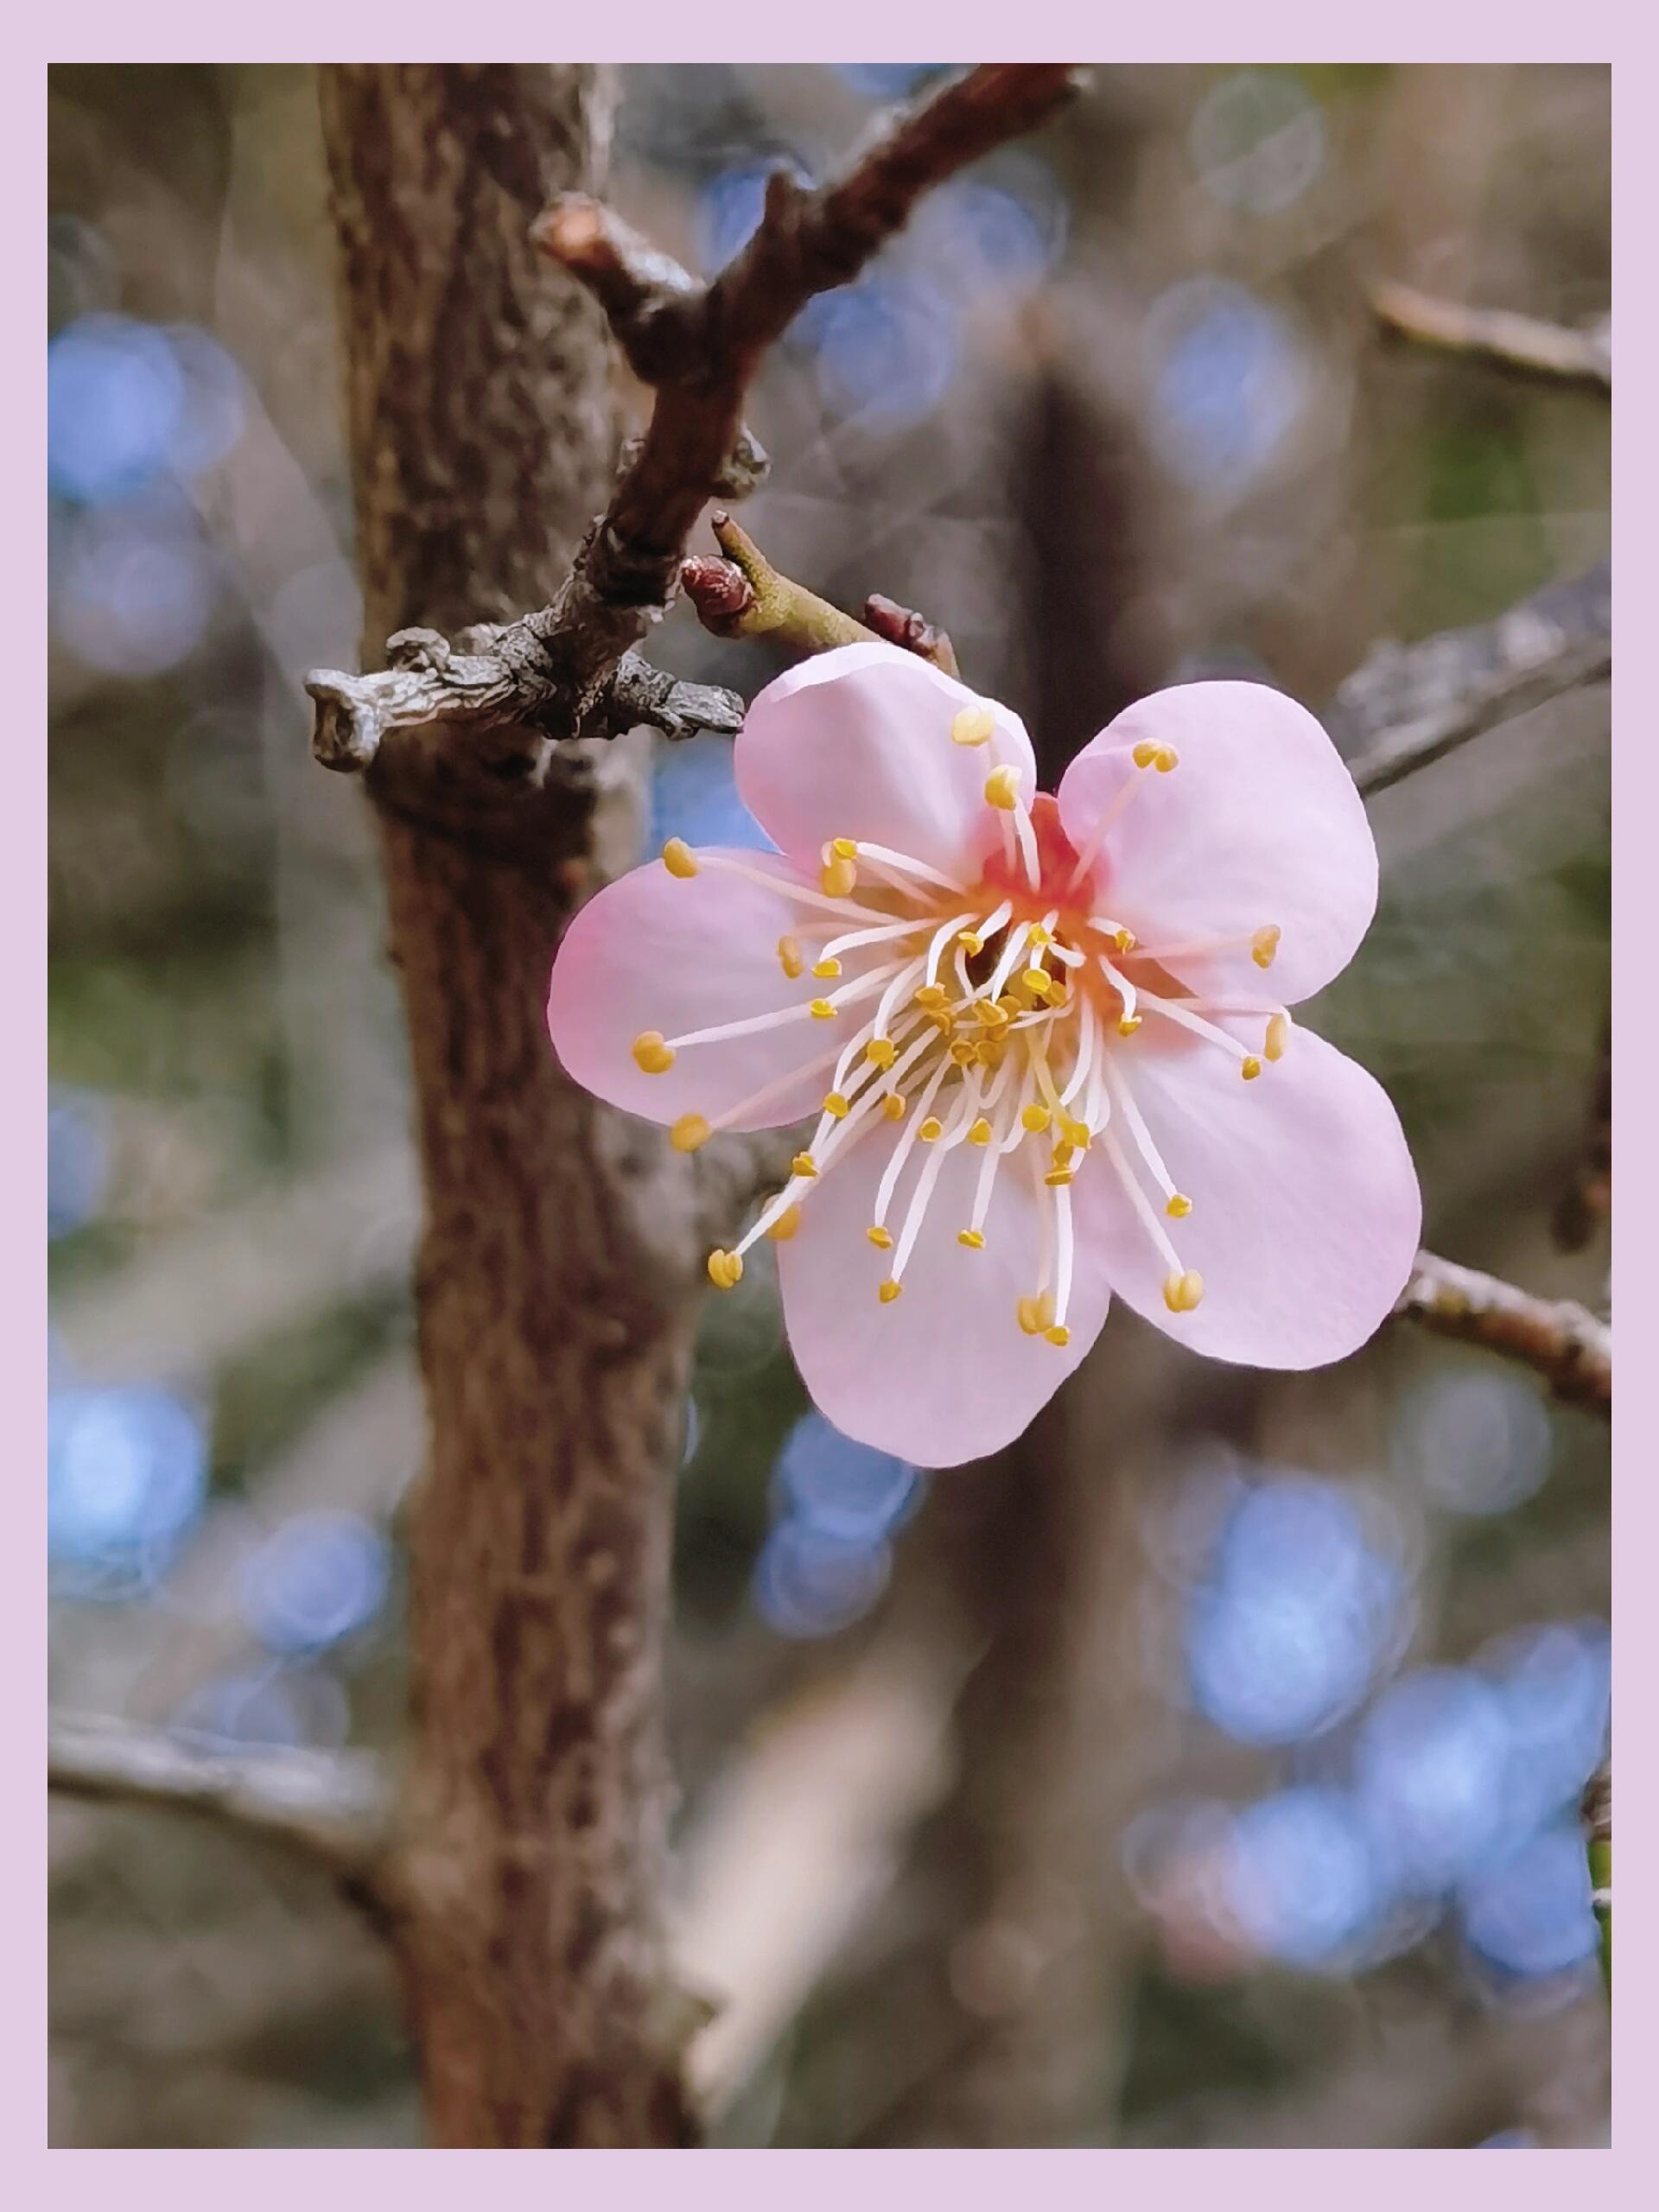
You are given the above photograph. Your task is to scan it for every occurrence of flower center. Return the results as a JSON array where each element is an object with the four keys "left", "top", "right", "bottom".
[{"left": 639, "top": 726, "right": 1290, "bottom": 1338}]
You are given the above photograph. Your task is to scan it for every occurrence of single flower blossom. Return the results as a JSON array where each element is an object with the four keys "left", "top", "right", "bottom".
[{"left": 548, "top": 642, "right": 1421, "bottom": 1467}]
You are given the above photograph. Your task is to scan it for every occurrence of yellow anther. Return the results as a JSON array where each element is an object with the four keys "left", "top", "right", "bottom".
[
  {"left": 766, "top": 1205, "right": 803, "bottom": 1243},
  {"left": 984, "top": 764, "right": 1022, "bottom": 811},
  {"left": 918, "top": 1116, "right": 944, "bottom": 1142},
  {"left": 1021, "top": 1103, "right": 1052, "bottom": 1135},
  {"left": 1162, "top": 1268, "right": 1205, "bottom": 1314},
  {"left": 1117, "top": 1014, "right": 1143, "bottom": 1037},
  {"left": 1016, "top": 1293, "right": 1055, "bottom": 1337},
  {"left": 1051, "top": 1139, "right": 1075, "bottom": 1169},
  {"left": 1154, "top": 743, "right": 1179, "bottom": 772},
  {"left": 791, "top": 1152, "right": 818, "bottom": 1179},
  {"left": 632, "top": 1030, "right": 676, "bottom": 1075},
  {"left": 1166, "top": 1192, "right": 1192, "bottom": 1219},
  {"left": 820, "top": 857, "right": 857, "bottom": 898},
  {"left": 778, "top": 935, "right": 804, "bottom": 980},
  {"left": 950, "top": 705, "right": 995, "bottom": 747},
  {"left": 1132, "top": 739, "right": 1159, "bottom": 769},
  {"left": 976, "top": 1040, "right": 1004, "bottom": 1069},
  {"left": 1241, "top": 1056, "right": 1262, "bottom": 1082},
  {"left": 1060, "top": 1116, "right": 1091, "bottom": 1150},
  {"left": 957, "top": 930, "right": 983, "bottom": 955},
  {"left": 868, "top": 1224, "right": 893, "bottom": 1249},
  {"left": 878, "top": 1279, "right": 904, "bottom": 1305},
  {"left": 958, "top": 1228, "right": 986, "bottom": 1249},
  {"left": 1027, "top": 925, "right": 1052, "bottom": 949},
  {"left": 949, "top": 1038, "right": 979, "bottom": 1066},
  {"left": 882, "top": 1093, "right": 906, "bottom": 1121},
  {"left": 671, "top": 1113, "right": 711, "bottom": 1153},
  {"left": 823, "top": 1091, "right": 850, "bottom": 1119},
  {"left": 662, "top": 837, "right": 698, "bottom": 878},
  {"left": 812, "top": 957, "right": 842, "bottom": 980},
  {"left": 1045, "top": 1167, "right": 1074, "bottom": 1187},
  {"left": 968, "top": 1117, "right": 993, "bottom": 1146},
  {"left": 1045, "top": 1324, "right": 1071, "bottom": 1347},
  {"left": 997, "top": 993, "right": 1025, "bottom": 1018},
  {"left": 1265, "top": 1013, "right": 1289, "bottom": 1062},
  {"left": 1113, "top": 927, "right": 1137, "bottom": 955},
  {"left": 1022, "top": 968, "right": 1053, "bottom": 998},
  {"left": 810, "top": 998, "right": 837, "bottom": 1020},
  {"left": 974, "top": 999, "right": 1010, "bottom": 1029},
  {"left": 866, "top": 1037, "right": 897, "bottom": 1069},
  {"left": 830, "top": 836, "right": 858, "bottom": 861},
  {"left": 707, "top": 1249, "right": 743, "bottom": 1291},
  {"left": 913, "top": 982, "right": 949, "bottom": 1008},
  {"left": 1252, "top": 925, "right": 1281, "bottom": 970},
  {"left": 1047, "top": 978, "right": 1070, "bottom": 1007}
]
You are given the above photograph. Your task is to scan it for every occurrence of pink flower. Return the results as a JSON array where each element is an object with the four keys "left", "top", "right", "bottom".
[{"left": 548, "top": 643, "right": 1421, "bottom": 1467}]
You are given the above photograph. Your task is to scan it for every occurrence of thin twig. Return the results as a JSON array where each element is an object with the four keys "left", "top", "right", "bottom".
[
  {"left": 1370, "top": 277, "right": 1611, "bottom": 391},
  {"left": 1392, "top": 1249, "right": 1611, "bottom": 1415},
  {"left": 48, "top": 1712, "right": 390, "bottom": 1888},
  {"left": 1332, "top": 561, "right": 1610, "bottom": 797},
  {"left": 304, "top": 65, "right": 1083, "bottom": 780}
]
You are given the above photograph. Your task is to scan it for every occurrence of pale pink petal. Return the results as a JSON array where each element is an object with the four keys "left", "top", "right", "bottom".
[
  {"left": 1058, "top": 681, "right": 1377, "bottom": 1006},
  {"left": 777, "top": 1122, "right": 1111, "bottom": 1467},
  {"left": 1075, "top": 1023, "right": 1420, "bottom": 1369},
  {"left": 547, "top": 849, "right": 868, "bottom": 1131},
  {"left": 737, "top": 640, "right": 1037, "bottom": 884}
]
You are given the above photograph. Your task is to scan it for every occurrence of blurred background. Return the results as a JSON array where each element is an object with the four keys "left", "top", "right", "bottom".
[{"left": 48, "top": 64, "right": 1609, "bottom": 2147}]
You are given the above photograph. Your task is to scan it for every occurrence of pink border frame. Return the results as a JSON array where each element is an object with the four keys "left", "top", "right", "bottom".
[{"left": 20, "top": 13, "right": 1635, "bottom": 2192}]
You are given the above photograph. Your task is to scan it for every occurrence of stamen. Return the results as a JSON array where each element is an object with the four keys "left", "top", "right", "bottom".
[
  {"left": 1065, "top": 772, "right": 1147, "bottom": 893},
  {"left": 868, "top": 1224, "right": 893, "bottom": 1249},
  {"left": 1059, "top": 995, "right": 1098, "bottom": 1109},
  {"left": 951, "top": 706, "right": 995, "bottom": 747},
  {"left": 671, "top": 1113, "right": 710, "bottom": 1153},
  {"left": 820, "top": 852, "right": 858, "bottom": 899},
  {"left": 1100, "top": 1121, "right": 1183, "bottom": 1275},
  {"left": 1101, "top": 1056, "right": 1183, "bottom": 1212},
  {"left": 958, "top": 1229, "right": 985, "bottom": 1249},
  {"left": 879, "top": 1280, "right": 903, "bottom": 1304},
  {"left": 1135, "top": 992, "right": 1260, "bottom": 1067},
  {"left": 777, "top": 936, "right": 804, "bottom": 980},
  {"left": 707, "top": 1249, "right": 743, "bottom": 1290},
  {"left": 1163, "top": 1269, "right": 1205, "bottom": 1313},
  {"left": 854, "top": 841, "right": 967, "bottom": 896},
  {"left": 662, "top": 838, "right": 698, "bottom": 878},
  {"left": 983, "top": 766, "right": 1021, "bottom": 810},
  {"left": 767, "top": 1205, "right": 802, "bottom": 1242},
  {"left": 632, "top": 1030, "right": 675, "bottom": 1074},
  {"left": 1265, "top": 1012, "right": 1290, "bottom": 1062},
  {"left": 1131, "top": 739, "right": 1179, "bottom": 772}
]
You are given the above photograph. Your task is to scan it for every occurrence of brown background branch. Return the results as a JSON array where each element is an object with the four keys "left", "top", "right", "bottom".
[{"left": 1394, "top": 1249, "right": 1611, "bottom": 1414}]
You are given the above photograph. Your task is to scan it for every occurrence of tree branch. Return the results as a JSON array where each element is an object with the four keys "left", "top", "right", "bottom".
[
  {"left": 1392, "top": 1249, "right": 1611, "bottom": 1415},
  {"left": 48, "top": 1712, "right": 390, "bottom": 1891},
  {"left": 1332, "top": 560, "right": 1610, "bottom": 797},
  {"left": 304, "top": 64, "right": 1083, "bottom": 787},
  {"left": 1370, "top": 277, "right": 1611, "bottom": 391}
]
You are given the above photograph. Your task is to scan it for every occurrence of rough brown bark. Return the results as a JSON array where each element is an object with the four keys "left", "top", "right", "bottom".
[{"left": 318, "top": 63, "right": 699, "bottom": 2146}]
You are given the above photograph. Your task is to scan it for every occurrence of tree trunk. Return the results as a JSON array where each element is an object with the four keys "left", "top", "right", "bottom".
[{"left": 319, "top": 63, "right": 698, "bottom": 2147}]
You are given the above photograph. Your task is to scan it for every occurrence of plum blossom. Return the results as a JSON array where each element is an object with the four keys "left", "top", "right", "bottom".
[{"left": 547, "top": 642, "right": 1420, "bottom": 1467}]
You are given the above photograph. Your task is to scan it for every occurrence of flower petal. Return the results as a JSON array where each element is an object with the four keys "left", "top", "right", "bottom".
[
  {"left": 737, "top": 640, "right": 1037, "bottom": 884},
  {"left": 1077, "top": 1024, "right": 1420, "bottom": 1369},
  {"left": 547, "top": 848, "right": 873, "bottom": 1130},
  {"left": 1058, "top": 681, "right": 1377, "bottom": 1005},
  {"left": 777, "top": 1122, "right": 1111, "bottom": 1467}
]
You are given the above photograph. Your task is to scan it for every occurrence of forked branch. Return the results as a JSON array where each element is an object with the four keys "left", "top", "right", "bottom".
[{"left": 306, "top": 65, "right": 1083, "bottom": 785}]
